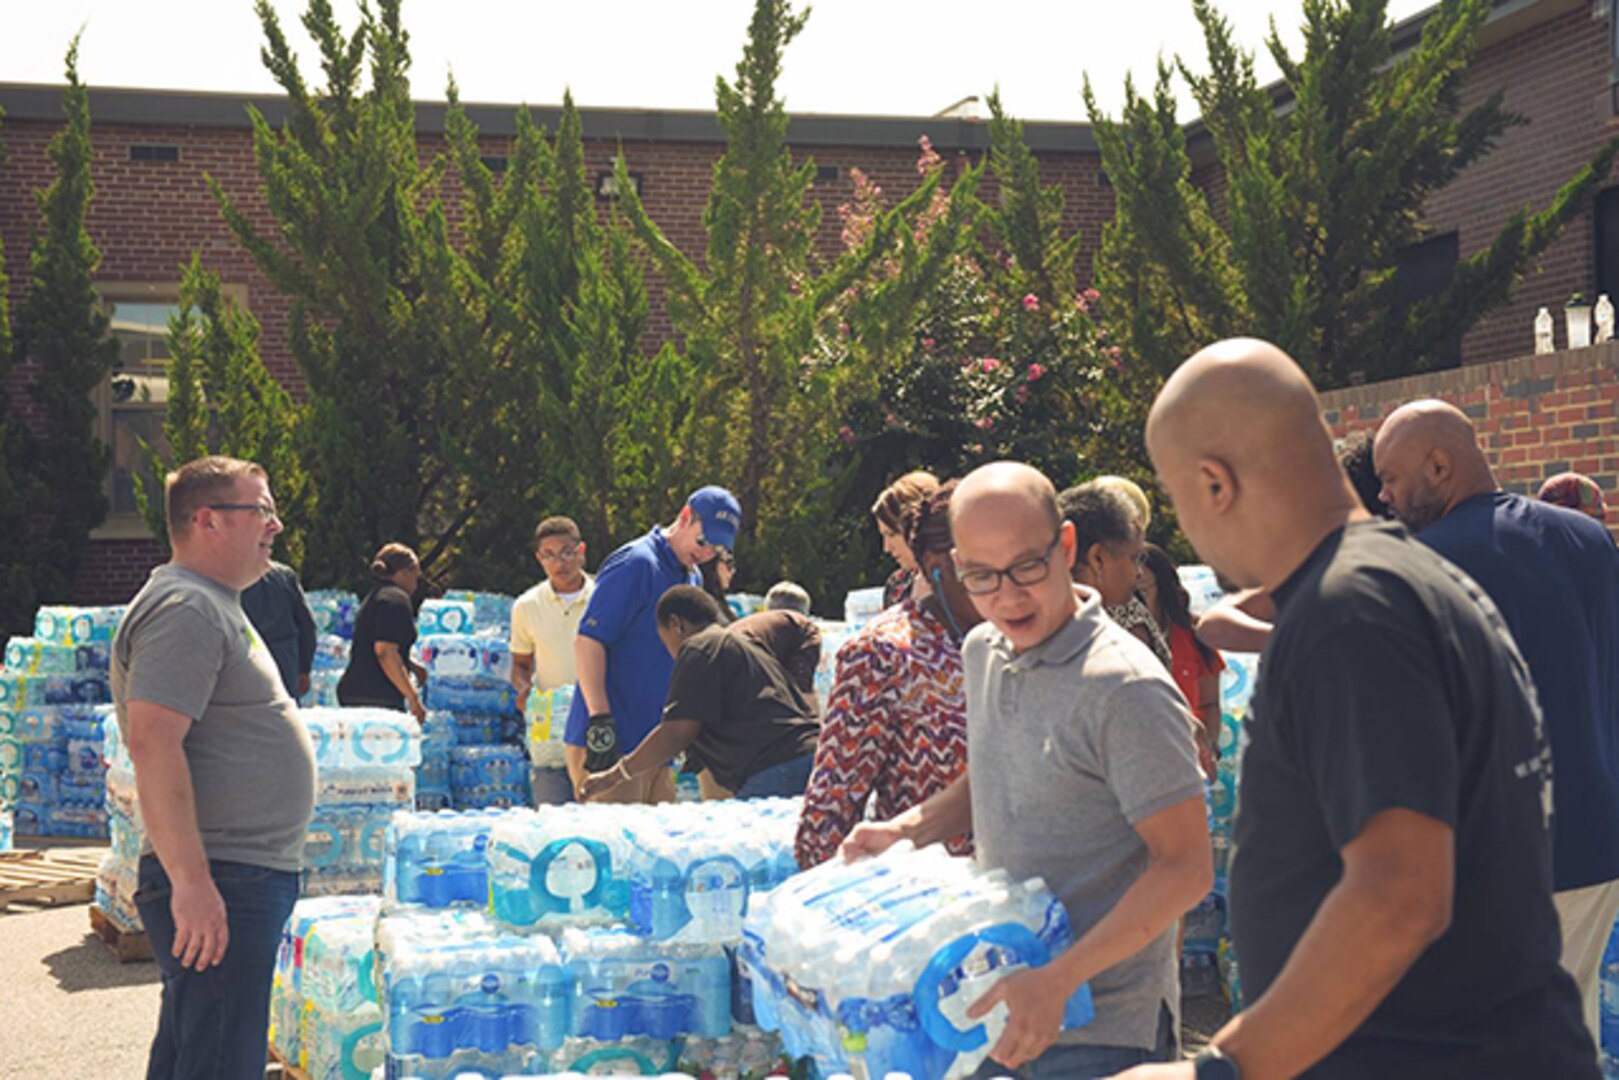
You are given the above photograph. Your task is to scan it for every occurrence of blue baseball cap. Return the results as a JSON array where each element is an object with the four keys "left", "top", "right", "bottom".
[{"left": 687, "top": 486, "right": 742, "bottom": 551}]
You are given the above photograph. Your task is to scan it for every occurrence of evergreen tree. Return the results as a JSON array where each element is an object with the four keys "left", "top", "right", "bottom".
[
  {"left": 1088, "top": 0, "right": 1619, "bottom": 387},
  {"left": 14, "top": 37, "right": 120, "bottom": 610},
  {"left": 132, "top": 256, "right": 312, "bottom": 564},
  {"left": 0, "top": 104, "right": 41, "bottom": 634},
  {"left": 213, "top": 0, "right": 543, "bottom": 591},
  {"left": 613, "top": 0, "right": 899, "bottom": 588}
]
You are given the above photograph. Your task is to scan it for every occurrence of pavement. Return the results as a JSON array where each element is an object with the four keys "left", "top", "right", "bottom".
[{"left": 0, "top": 900, "right": 161, "bottom": 1076}]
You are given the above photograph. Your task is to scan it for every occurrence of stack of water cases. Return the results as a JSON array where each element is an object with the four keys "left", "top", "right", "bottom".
[
  {"left": 842, "top": 587, "right": 885, "bottom": 632},
  {"left": 1177, "top": 564, "right": 1258, "bottom": 1009},
  {"left": 1, "top": 605, "right": 121, "bottom": 841},
  {"left": 368, "top": 798, "right": 800, "bottom": 1078},
  {"left": 301, "top": 707, "right": 422, "bottom": 896},
  {"left": 271, "top": 894, "right": 385, "bottom": 1080},
  {"left": 99, "top": 716, "right": 145, "bottom": 932},
  {"left": 741, "top": 843, "right": 1095, "bottom": 1080},
  {"left": 305, "top": 590, "right": 359, "bottom": 708},
  {"left": 417, "top": 621, "right": 526, "bottom": 811}
]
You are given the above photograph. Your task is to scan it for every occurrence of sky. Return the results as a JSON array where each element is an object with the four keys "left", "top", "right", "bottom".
[{"left": 3, "top": 0, "right": 1437, "bottom": 122}]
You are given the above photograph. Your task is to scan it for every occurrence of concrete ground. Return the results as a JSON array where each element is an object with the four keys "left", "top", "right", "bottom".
[{"left": 0, "top": 900, "right": 160, "bottom": 1076}]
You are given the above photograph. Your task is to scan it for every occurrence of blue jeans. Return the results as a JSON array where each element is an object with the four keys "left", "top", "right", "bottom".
[
  {"left": 134, "top": 854, "right": 301, "bottom": 1080},
  {"left": 969, "top": 1001, "right": 1177, "bottom": 1079},
  {"left": 735, "top": 752, "right": 815, "bottom": 799}
]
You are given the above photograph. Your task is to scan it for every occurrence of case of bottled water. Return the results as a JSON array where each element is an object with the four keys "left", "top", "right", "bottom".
[
  {"left": 308, "top": 591, "right": 359, "bottom": 640},
  {"left": 378, "top": 908, "right": 567, "bottom": 1079},
  {"left": 525, "top": 686, "right": 572, "bottom": 769},
  {"left": 842, "top": 587, "right": 885, "bottom": 630},
  {"left": 441, "top": 589, "right": 514, "bottom": 635},
  {"left": 418, "top": 599, "right": 477, "bottom": 637},
  {"left": 740, "top": 844, "right": 1094, "bottom": 1080},
  {"left": 486, "top": 807, "right": 634, "bottom": 929},
  {"left": 385, "top": 807, "right": 518, "bottom": 909},
  {"left": 560, "top": 927, "right": 732, "bottom": 1042},
  {"left": 32, "top": 604, "right": 124, "bottom": 646},
  {"left": 415, "top": 711, "right": 455, "bottom": 810},
  {"left": 425, "top": 677, "right": 516, "bottom": 718},
  {"left": 272, "top": 895, "right": 384, "bottom": 1072},
  {"left": 302, "top": 708, "right": 424, "bottom": 772}
]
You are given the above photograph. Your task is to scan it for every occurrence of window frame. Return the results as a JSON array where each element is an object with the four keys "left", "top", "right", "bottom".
[{"left": 89, "top": 280, "right": 249, "bottom": 540}]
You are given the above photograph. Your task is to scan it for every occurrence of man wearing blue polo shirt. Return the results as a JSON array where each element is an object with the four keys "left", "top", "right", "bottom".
[{"left": 565, "top": 486, "right": 742, "bottom": 803}]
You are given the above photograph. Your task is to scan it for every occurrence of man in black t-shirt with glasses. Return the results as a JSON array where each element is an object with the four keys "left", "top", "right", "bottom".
[{"left": 1112, "top": 338, "right": 1594, "bottom": 1080}]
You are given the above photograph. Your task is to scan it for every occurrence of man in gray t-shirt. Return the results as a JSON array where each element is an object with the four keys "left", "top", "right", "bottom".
[
  {"left": 112, "top": 456, "right": 315, "bottom": 1080},
  {"left": 845, "top": 462, "right": 1209, "bottom": 1079}
]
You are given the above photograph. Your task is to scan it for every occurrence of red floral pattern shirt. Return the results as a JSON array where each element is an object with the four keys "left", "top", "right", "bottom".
[{"left": 794, "top": 598, "right": 973, "bottom": 867}]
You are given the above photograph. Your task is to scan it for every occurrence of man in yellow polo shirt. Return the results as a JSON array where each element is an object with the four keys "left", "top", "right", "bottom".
[{"left": 510, "top": 516, "right": 596, "bottom": 703}]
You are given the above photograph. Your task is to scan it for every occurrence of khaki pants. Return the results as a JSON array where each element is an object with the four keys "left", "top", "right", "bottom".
[
  {"left": 564, "top": 747, "right": 677, "bottom": 805},
  {"left": 1554, "top": 877, "right": 1619, "bottom": 1055}
]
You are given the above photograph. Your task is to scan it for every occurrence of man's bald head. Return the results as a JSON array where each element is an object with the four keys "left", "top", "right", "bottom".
[
  {"left": 1147, "top": 338, "right": 1360, "bottom": 589},
  {"left": 951, "top": 461, "right": 1061, "bottom": 536},
  {"left": 1373, "top": 399, "right": 1495, "bottom": 531}
]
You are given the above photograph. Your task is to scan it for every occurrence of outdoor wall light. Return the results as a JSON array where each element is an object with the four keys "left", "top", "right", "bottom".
[
  {"left": 1566, "top": 293, "right": 1593, "bottom": 349},
  {"left": 596, "top": 171, "right": 644, "bottom": 198}
]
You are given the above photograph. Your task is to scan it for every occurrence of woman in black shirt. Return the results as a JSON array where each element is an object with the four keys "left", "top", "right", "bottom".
[{"left": 336, "top": 543, "right": 427, "bottom": 721}]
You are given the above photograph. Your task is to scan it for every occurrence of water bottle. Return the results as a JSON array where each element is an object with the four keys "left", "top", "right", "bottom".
[{"left": 1535, "top": 306, "right": 1555, "bottom": 354}]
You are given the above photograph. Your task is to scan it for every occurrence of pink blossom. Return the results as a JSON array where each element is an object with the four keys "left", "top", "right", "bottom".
[
  {"left": 1022, "top": 294, "right": 1040, "bottom": 312},
  {"left": 979, "top": 357, "right": 1000, "bottom": 373},
  {"left": 838, "top": 425, "right": 855, "bottom": 445},
  {"left": 1107, "top": 345, "right": 1122, "bottom": 359},
  {"left": 975, "top": 417, "right": 995, "bottom": 430},
  {"left": 1083, "top": 287, "right": 1100, "bottom": 302},
  {"left": 1014, "top": 385, "right": 1030, "bottom": 404},
  {"left": 968, "top": 442, "right": 984, "bottom": 454},
  {"left": 1026, "top": 363, "right": 1046, "bottom": 382},
  {"left": 921, "top": 337, "right": 936, "bottom": 350}
]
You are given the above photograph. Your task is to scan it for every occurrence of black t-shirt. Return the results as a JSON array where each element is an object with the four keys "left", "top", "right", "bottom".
[
  {"left": 336, "top": 584, "right": 416, "bottom": 710},
  {"left": 731, "top": 610, "right": 822, "bottom": 698},
  {"left": 1230, "top": 521, "right": 1594, "bottom": 1078},
  {"left": 662, "top": 625, "right": 820, "bottom": 793}
]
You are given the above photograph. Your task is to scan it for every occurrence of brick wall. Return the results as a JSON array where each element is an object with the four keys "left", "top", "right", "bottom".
[
  {"left": 1413, "top": 2, "right": 1618, "bottom": 367},
  {"left": 1320, "top": 342, "right": 1619, "bottom": 539}
]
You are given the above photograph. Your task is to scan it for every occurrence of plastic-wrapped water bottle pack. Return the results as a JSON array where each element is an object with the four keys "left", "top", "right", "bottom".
[
  {"left": 302, "top": 708, "right": 425, "bottom": 772},
  {"left": 272, "top": 895, "right": 385, "bottom": 1075},
  {"left": 441, "top": 589, "right": 515, "bottom": 637},
  {"left": 307, "top": 590, "right": 360, "bottom": 640},
  {"left": 386, "top": 807, "right": 516, "bottom": 910},
  {"left": 842, "top": 587, "right": 885, "bottom": 630},
  {"left": 740, "top": 843, "right": 1095, "bottom": 1080},
  {"left": 418, "top": 599, "right": 477, "bottom": 638},
  {"left": 298, "top": 708, "right": 423, "bottom": 897},
  {"left": 523, "top": 685, "right": 572, "bottom": 770},
  {"left": 0, "top": 638, "right": 113, "bottom": 840}
]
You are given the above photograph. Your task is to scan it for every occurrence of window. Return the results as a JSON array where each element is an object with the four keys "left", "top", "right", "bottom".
[
  {"left": 92, "top": 291, "right": 179, "bottom": 538},
  {"left": 1391, "top": 231, "right": 1460, "bottom": 370},
  {"left": 1595, "top": 186, "right": 1619, "bottom": 302}
]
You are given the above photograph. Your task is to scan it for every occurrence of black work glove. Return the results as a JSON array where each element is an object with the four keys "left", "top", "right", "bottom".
[{"left": 583, "top": 712, "right": 621, "bottom": 773}]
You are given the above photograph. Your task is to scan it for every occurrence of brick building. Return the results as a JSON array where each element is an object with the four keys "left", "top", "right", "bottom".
[{"left": 1, "top": 0, "right": 1615, "bottom": 601}]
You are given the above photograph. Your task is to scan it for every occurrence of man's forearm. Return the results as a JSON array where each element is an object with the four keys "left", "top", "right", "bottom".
[
  {"left": 1049, "top": 840, "right": 1211, "bottom": 996},
  {"left": 509, "top": 654, "right": 535, "bottom": 698},
  {"left": 893, "top": 774, "right": 973, "bottom": 848},
  {"left": 575, "top": 636, "right": 610, "bottom": 715},
  {"left": 621, "top": 721, "right": 698, "bottom": 778},
  {"left": 1211, "top": 873, "right": 1441, "bottom": 1078},
  {"left": 129, "top": 746, "right": 211, "bottom": 887}
]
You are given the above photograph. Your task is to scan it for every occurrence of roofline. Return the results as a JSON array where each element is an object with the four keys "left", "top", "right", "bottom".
[
  {"left": 0, "top": 0, "right": 1578, "bottom": 162},
  {"left": 0, "top": 81, "right": 1098, "bottom": 155}
]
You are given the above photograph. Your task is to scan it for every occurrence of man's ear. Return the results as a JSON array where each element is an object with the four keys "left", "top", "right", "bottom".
[
  {"left": 1425, "top": 448, "right": 1454, "bottom": 486},
  {"left": 1057, "top": 520, "right": 1077, "bottom": 570},
  {"left": 1200, "top": 456, "right": 1239, "bottom": 516}
]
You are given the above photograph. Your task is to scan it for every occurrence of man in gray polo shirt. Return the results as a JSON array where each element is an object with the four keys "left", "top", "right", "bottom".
[
  {"left": 113, "top": 455, "right": 316, "bottom": 1080},
  {"left": 845, "top": 461, "right": 1211, "bottom": 1078}
]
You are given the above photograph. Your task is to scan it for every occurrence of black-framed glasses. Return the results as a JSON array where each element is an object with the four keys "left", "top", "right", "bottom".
[
  {"left": 207, "top": 502, "right": 280, "bottom": 523},
  {"left": 954, "top": 534, "right": 1062, "bottom": 596},
  {"left": 537, "top": 544, "right": 583, "bottom": 564}
]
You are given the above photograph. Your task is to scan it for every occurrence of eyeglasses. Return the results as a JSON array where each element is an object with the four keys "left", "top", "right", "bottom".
[
  {"left": 537, "top": 545, "right": 583, "bottom": 564},
  {"left": 954, "top": 534, "right": 1062, "bottom": 596},
  {"left": 207, "top": 502, "right": 280, "bottom": 523}
]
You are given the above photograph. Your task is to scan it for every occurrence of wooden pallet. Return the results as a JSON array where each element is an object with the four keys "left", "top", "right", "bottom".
[
  {"left": 0, "top": 847, "right": 103, "bottom": 912},
  {"left": 88, "top": 901, "right": 152, "bottom": 962},
  {"left": 266, "top": 1044, "right": 312, "bottom": 1080}
]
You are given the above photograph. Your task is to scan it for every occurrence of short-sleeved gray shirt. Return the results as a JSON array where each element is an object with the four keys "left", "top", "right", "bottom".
[
  {"left": 961, "top": 587, "right": 1205, "bottom": 1050},
  {"left": 111, "top": 563, "right": 316, "bottom": 872}
]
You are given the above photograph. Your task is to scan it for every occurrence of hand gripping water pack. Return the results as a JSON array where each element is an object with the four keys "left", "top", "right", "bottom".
[{"left": 740, "top": 844, "right": 1095, "bottom": 1080}]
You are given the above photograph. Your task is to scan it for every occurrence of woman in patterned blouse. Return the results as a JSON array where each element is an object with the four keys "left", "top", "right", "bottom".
[
  {"left": 872, "top": 470, "right": 939, "bottom": 608},
  {"left": 795, "top": 480, "right": 982, "bottom": 868}
]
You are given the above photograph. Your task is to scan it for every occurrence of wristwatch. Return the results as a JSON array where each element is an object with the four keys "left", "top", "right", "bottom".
[{"left": 1192, "top": 1047, "right": 1241, "bottom": 1080}]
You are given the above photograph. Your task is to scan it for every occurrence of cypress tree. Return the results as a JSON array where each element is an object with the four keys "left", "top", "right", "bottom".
[
  {"left": 1089, "top": 0, "right": 1619, "bottom": 387},
  {"left": 14, "top": 37, "right": 120, "bottom": 609}
]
